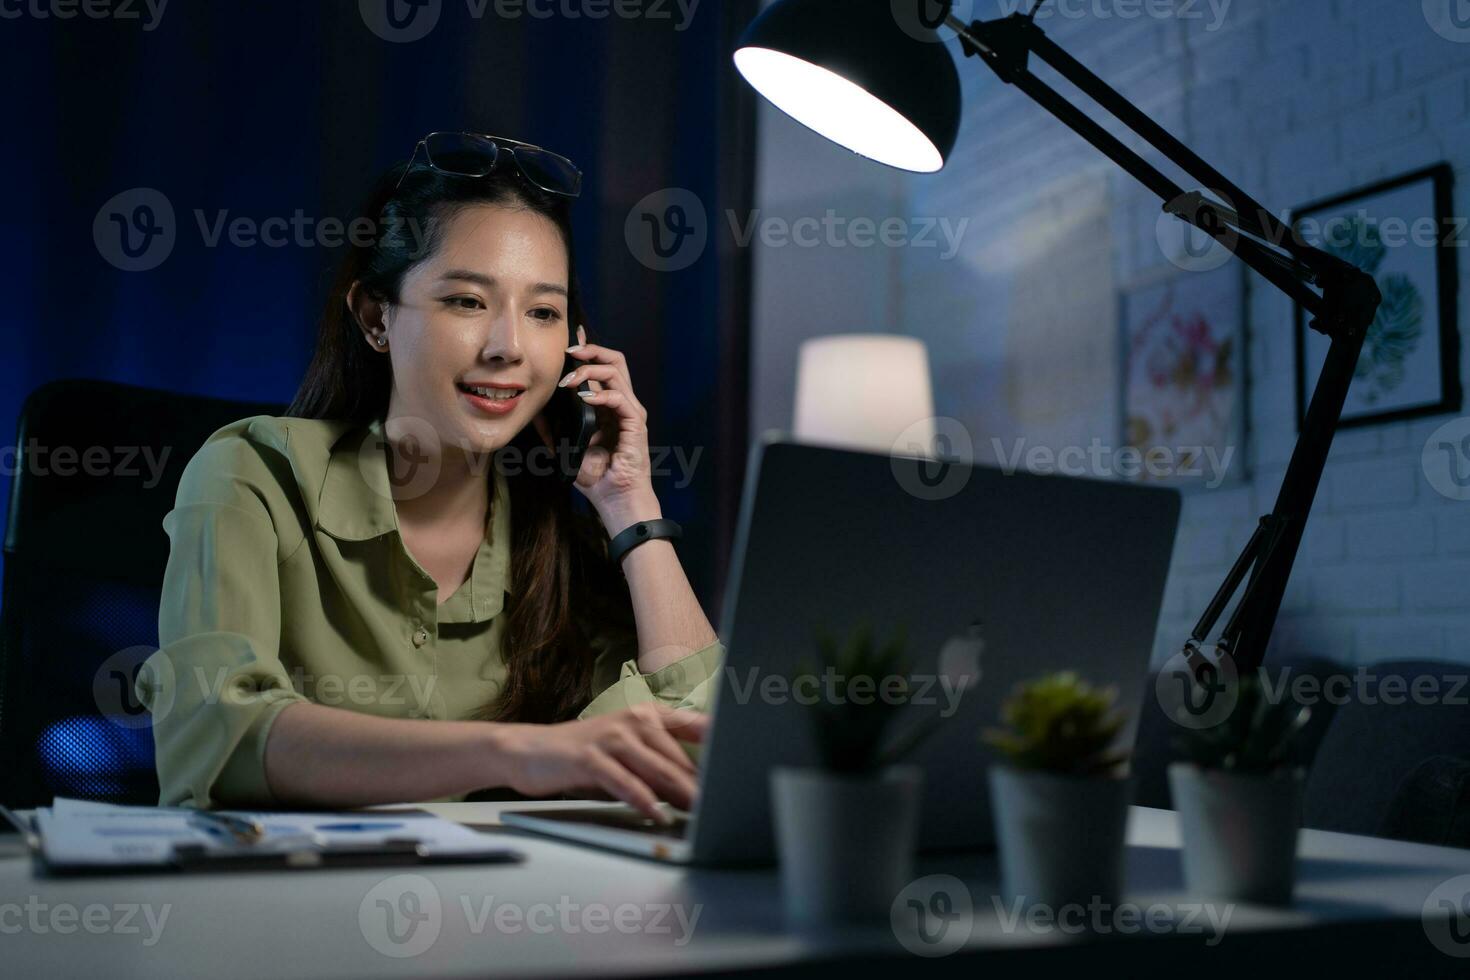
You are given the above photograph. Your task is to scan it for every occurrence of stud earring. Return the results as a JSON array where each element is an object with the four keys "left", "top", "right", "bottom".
[{"left": 375, "top": 336, "right": 387, "bottom": 347}]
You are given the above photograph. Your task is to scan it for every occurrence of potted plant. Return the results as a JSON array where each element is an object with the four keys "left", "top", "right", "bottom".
[
  {"left": 984, "top": 672, "right": 1132, "bottom": 910},
  {"left": 771, "top": 619, "right": 947, "bottom": 928},
  {"left": 1167, "top": 673, "right": 1312, "bottom": 905}
]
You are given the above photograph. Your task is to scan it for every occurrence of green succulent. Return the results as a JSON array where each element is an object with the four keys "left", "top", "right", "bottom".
[
  {"left": 1171, "top": 673, "right": 1311, "bottom": 773},
  {"left": 983, "top": 672, "right": 1129, "bottom": 776},
  {"left": 793, "top": 619, "right": 946, "bottom": 774}
]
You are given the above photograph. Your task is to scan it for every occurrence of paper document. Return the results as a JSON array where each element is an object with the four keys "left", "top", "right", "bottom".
[{"left": 35, "top": 796, "right": 509, "bottom": 867}]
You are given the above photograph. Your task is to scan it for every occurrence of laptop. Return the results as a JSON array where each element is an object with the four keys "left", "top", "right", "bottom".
[{"left": 501, "top": 432, "right": 1181, "bottom": 865}]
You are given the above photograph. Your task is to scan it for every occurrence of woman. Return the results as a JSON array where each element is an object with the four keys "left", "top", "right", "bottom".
[{"left": 138, "top": 133, "right": 723, "bottom": 824}]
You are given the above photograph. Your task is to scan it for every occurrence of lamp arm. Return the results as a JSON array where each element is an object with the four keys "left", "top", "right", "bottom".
[{"left": 943, "top": 11, "right": 1382, "bottom": 674}]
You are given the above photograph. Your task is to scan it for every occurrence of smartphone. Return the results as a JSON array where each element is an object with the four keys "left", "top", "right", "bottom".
[{"left": 542, "top": 345, "right": 598, "bottom": 485}]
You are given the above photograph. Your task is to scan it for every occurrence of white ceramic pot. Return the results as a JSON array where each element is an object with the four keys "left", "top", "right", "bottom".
[
  {"left": 770, "top": 764, "right": 923, "bottom": 927},
  {"left": 988, "top": 765, "right": 1130, "bottom": 910},
  {"left": 1168, "top": 762, "right": 1304, "bottom": 905}
]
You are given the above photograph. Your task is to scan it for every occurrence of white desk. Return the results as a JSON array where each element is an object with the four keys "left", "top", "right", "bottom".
[{"left": 4, "top": 803, "right": 1469, "bottom": 978}]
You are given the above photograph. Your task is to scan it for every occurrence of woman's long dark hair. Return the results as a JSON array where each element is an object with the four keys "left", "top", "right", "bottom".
[{"left": 287, "top": 158, "right": 635, "bottom": 725}]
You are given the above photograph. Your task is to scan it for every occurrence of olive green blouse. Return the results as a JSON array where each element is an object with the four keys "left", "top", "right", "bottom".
[{"left": 136, "top": 414, "right": 724, "bottom": 810}]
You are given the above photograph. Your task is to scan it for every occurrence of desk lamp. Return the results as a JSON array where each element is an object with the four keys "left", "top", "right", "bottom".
[{"left": 734, "top": 0, "right": 1382, "bottom": 676}]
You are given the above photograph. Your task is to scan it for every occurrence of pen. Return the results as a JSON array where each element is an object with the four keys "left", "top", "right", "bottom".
[
  {"left": 315, "top": 822, "right": 405, "bottom": 832},
  {"left": 188, "top": 810, "right": 266, "bottom": 844},
  {"left": 0, "top": 803, "right": 39, "bottom": 851}
]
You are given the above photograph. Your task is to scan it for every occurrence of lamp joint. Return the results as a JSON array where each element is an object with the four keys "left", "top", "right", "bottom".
[{"left": 958, "top": 14, "right": 1037, "bottom": 83}]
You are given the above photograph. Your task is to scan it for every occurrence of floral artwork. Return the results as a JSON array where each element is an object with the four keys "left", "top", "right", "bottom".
[
  {"left": 1292, "top": 165, "right": 1460, "bottom": 428},
  {"left": 1120, "top": 267, "right": 1246, "bottom": 488}
]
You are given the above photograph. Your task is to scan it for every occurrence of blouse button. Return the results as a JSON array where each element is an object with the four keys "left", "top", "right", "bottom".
[{"left": 412, "top": 626, "right": 430, "bottom": 647}]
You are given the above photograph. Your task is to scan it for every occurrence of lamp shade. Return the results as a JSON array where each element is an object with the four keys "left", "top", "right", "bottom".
[
  {"left": 793, "top": 334, "right": 936, "bottom": 456},
  {"left": 733, "top": 0, "right": 962, "bottom": 173}
]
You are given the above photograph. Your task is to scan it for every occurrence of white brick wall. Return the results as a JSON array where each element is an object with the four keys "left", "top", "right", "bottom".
[{"left": 752, "top": 0, "right": 1470, "bottom": 669}]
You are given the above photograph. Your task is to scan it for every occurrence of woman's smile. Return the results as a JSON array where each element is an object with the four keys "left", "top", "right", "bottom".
[
  {"left": 459, "top": 386, "right": 523, "bottom": 415},
  {"left": 456, "top": 379, "right": 528, "bottom": 416}
]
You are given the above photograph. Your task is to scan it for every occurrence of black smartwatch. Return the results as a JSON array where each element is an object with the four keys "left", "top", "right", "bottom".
[{"left": 607, "top": 518, "right": 682, "bottom": 565}]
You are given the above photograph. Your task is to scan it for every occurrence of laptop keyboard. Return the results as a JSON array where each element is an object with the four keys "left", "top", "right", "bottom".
[{"left": 527, "top": 807, "right": 690, "bottom": 840}]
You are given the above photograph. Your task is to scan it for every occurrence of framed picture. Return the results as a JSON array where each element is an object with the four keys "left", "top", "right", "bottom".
[
  {"left": 1291, "top": 164, "right": 1461, "bottom": 430},
  {"left": 1119, "top": 265, "right": 1249, "bottom": 489}
]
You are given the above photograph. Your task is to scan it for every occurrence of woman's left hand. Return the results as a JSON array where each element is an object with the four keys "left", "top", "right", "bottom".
[{"left": 558, "top": 324, "right": 662, "bottom": 527}]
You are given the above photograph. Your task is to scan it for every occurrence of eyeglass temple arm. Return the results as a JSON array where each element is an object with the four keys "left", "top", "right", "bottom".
[{"left": 394, "top": 140, "right": 429, "bottom": 192}]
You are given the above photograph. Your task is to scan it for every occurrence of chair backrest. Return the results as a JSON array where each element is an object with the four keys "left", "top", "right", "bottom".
[{"left": 0, "top": 378, "right": 284, "bottom": 808}]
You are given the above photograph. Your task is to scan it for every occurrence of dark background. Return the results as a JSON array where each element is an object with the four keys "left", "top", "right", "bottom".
[{"left": 0, "top": 0, "right": 757, "bottom": 615}]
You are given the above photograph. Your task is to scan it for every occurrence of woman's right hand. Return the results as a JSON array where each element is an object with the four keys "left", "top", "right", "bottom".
[{"left": 496, "top": 703, "right": 710, "bottom": 824}]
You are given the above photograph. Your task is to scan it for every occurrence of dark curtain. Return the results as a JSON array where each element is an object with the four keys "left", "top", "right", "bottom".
[{"left": 0, "top": 0, "right": 755, "bottom": 618}]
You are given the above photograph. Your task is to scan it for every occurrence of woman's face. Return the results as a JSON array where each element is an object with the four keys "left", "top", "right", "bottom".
[{"left": 378, "top": 203, "right": 571, "bottom": 463}]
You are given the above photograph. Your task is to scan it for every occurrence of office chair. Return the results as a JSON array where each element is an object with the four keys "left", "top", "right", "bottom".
[
  {"left": 1380, "top": 755, "right": 1470, "bottom": 849},
  {"left": 1305, "top": 659, "right": 1470, "bottom": 846},
  {"left": 0, "top": 379, "right": 284, "bottom": 808}
]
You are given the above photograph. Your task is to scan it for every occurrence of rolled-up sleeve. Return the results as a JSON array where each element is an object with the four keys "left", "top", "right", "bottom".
[
  {"left": 135, "top": 433, "right": 308, "bottom": 810},
  {"left": 577, "top": 630, "right": 724, "bottom": 763}
]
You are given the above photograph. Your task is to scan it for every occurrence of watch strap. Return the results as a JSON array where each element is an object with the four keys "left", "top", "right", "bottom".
[{"left": 607, "top": 518, "right": 682, "bottom": 565}]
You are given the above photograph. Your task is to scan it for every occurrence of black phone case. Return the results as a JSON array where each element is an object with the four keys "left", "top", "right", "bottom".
[{"left": 547, "top": 349, "right": 597, "bottom": 484}]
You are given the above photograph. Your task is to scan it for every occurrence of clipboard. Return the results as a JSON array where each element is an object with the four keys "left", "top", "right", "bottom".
[
  {"left": 35, "top": 838, "right": 527, "bottom": 876},
  {"left": 29, "top": 798, "right": 527, "bottom": 876}
]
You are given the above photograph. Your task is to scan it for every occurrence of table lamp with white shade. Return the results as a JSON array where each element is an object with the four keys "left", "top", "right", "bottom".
[{"left": 792, "top": 334, "right": 937, "bottom": 458}]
